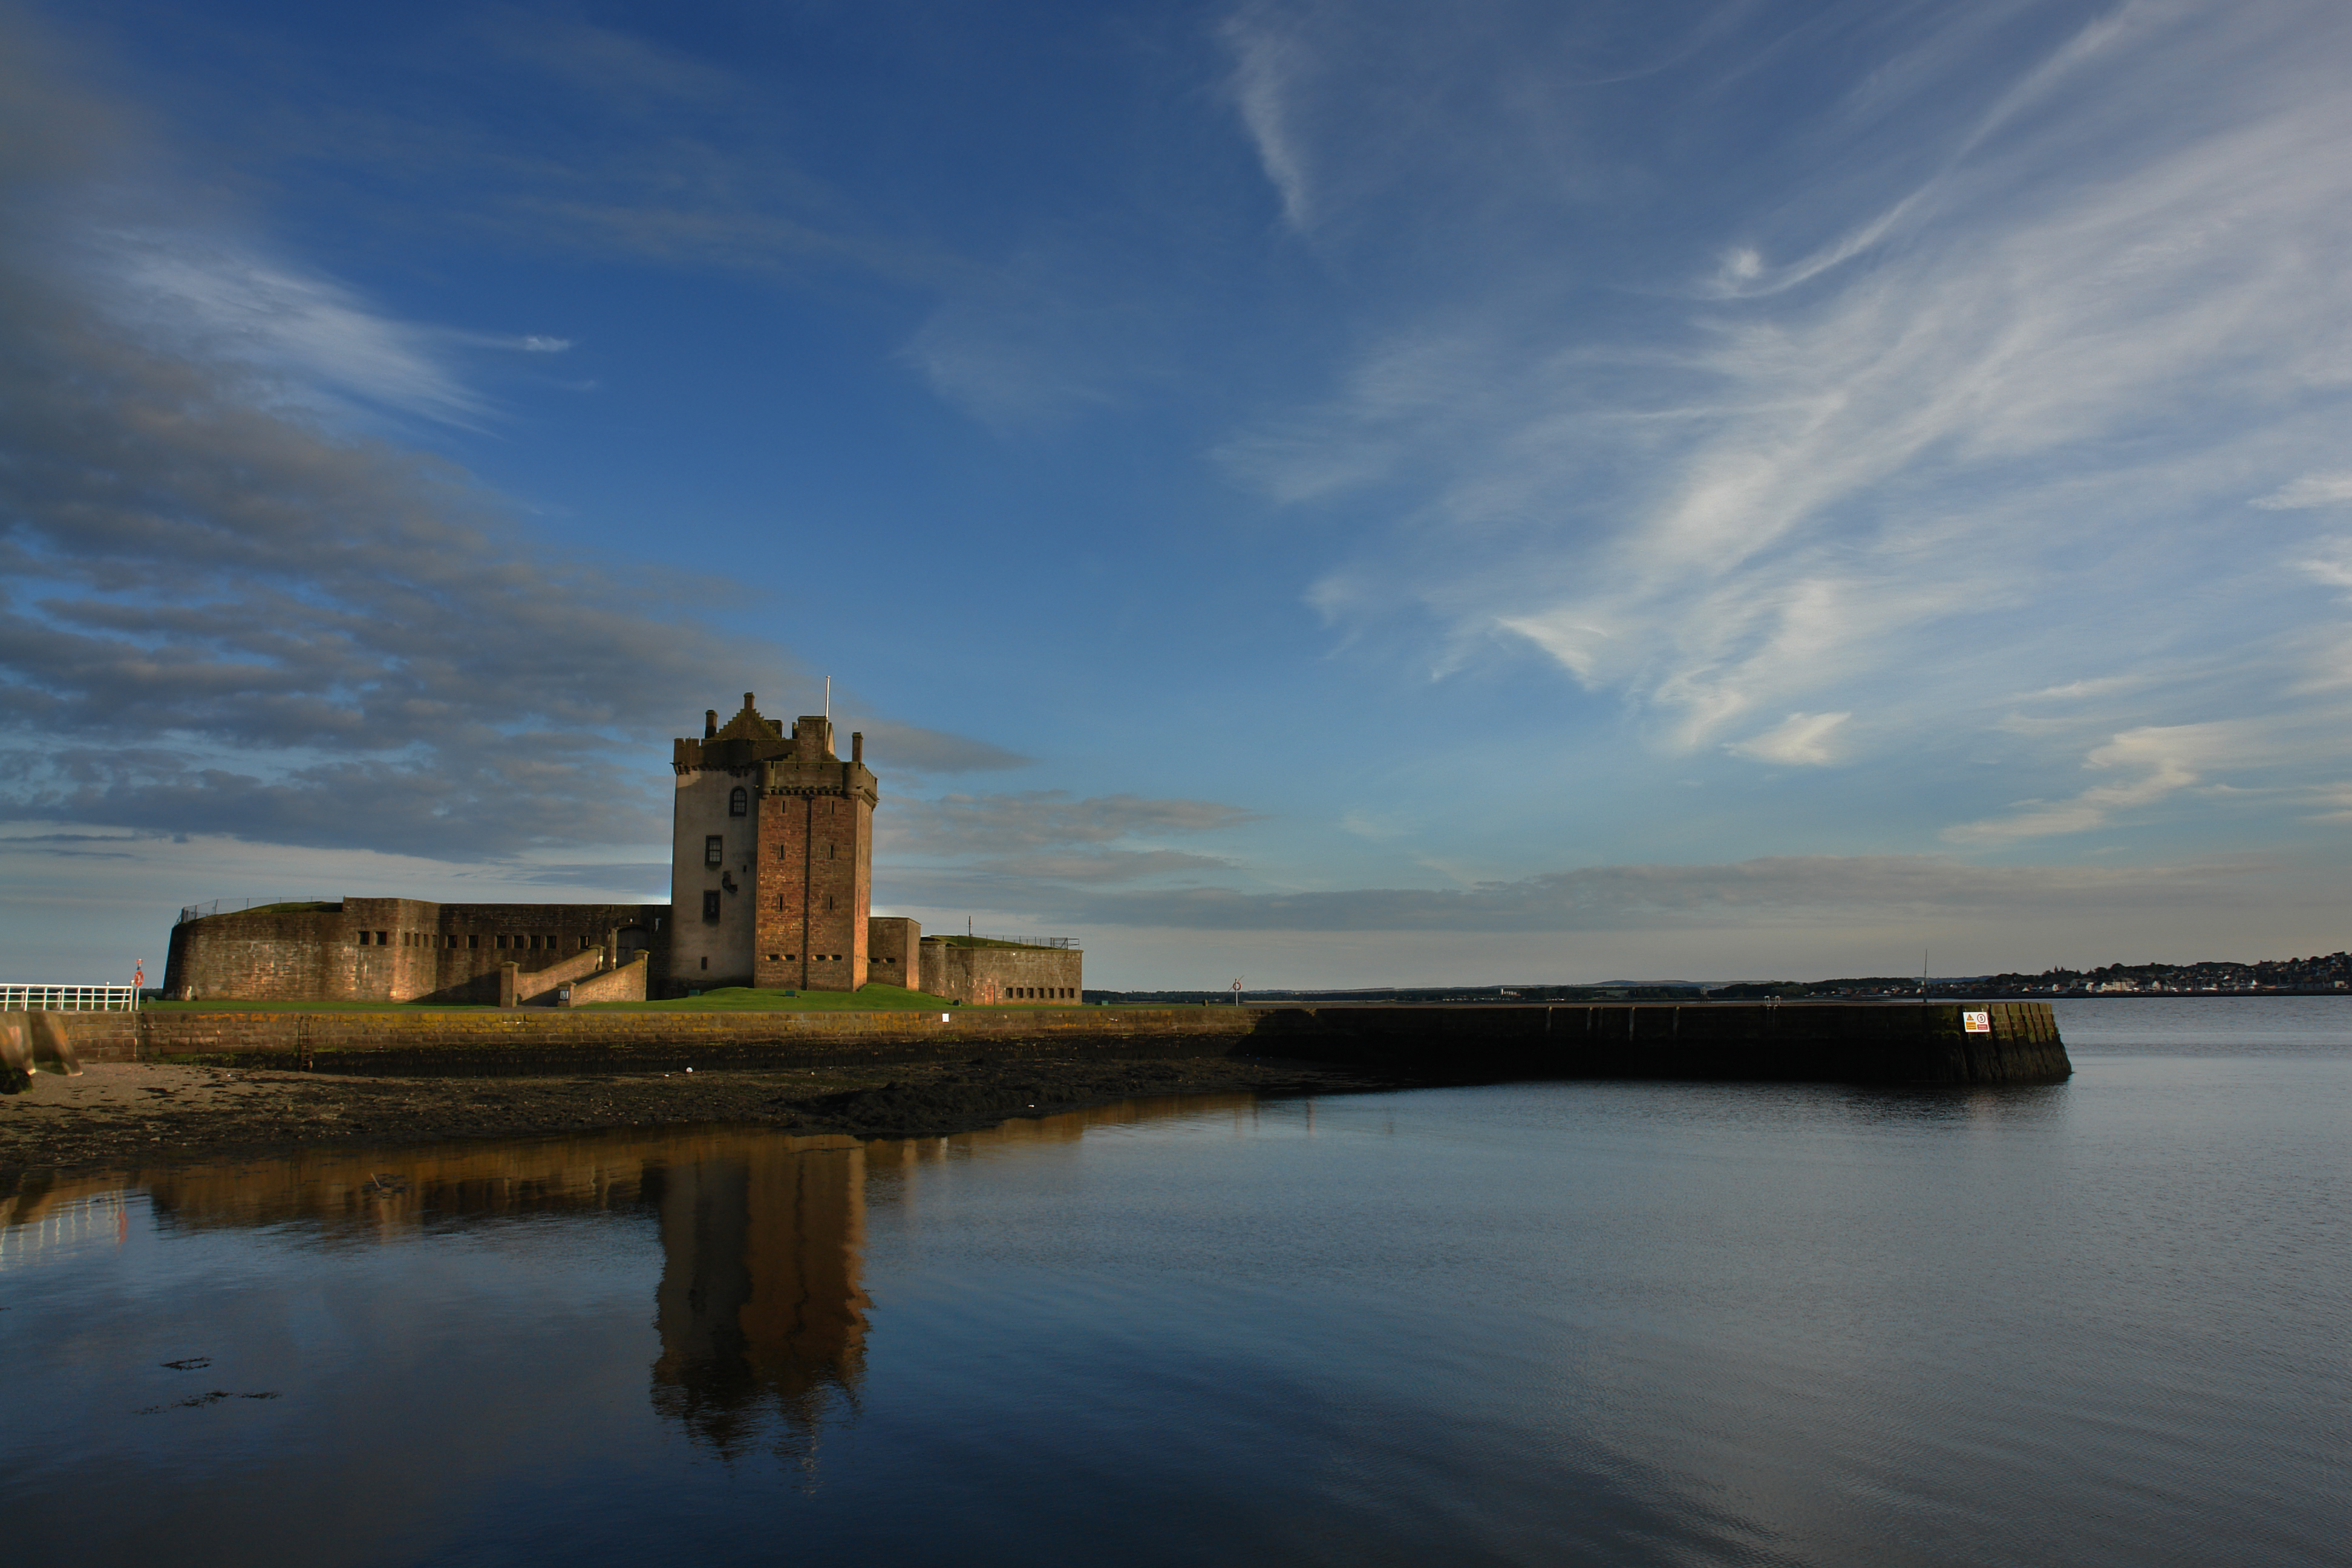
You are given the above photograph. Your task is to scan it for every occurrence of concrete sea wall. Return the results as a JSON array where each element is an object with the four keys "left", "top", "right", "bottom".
[{"left": 45, "top": 1001, "right": 2066, "bottom": 1085}]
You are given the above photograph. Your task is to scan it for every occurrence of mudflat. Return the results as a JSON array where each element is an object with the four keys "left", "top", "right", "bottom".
[{"left": 0, "top": 1056, "right": 1405, "bottom": 1177}]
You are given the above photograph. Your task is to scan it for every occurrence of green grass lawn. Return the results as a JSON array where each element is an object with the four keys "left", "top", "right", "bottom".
[
  {"left": 136, "top": 987, "right": 1159, "bottom": 1013},
  {"left": 136, "top": 997, "right": 502, "bottom": 1011},
  {"left": 585, "top": 984, "right": 964, "bottom": 1011}
]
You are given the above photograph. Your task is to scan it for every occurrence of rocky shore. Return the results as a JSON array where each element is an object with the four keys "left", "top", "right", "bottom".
[{"left": 0, "top": 1056, "right": 1410, "bottom": 1178}]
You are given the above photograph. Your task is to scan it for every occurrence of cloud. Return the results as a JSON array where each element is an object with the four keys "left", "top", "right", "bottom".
[
  {"left": 894, "top": 849, "right": 1233, "bottom": 893},
  {"left": 2252, "top": 472, "right": 2352, "bottom": 510},
  {"left": 1051, "top": 852, "right": 2278, "bottom": 932},
  {"left": 883, "top": 791, "right": 1263, "bottom": 855},
  {"left": 1221, "top": 0, "right": 2352, "bottom": 785},
  {"left": 206, "top": 10, "right": 947, "bottom": 290},
  {"left": 903, "top": 245, "right": 1161, "bottom": 433},
  {"left": 1726, "top": 711, "right": 1849, "bottom": 766},
  {"left": 1942, "top": 722, "right": 2251, "bottom": 844},
  {"left": 88, "top": 232, "right": 487, "bottom": 426},
  {"left": 849, "top": 719, "right": 1032, "bottom": 776},
  {"left": 0, "top": 19, "right": 999, "bottom": 863},
  {"left": 1220, "top": 4, "right": 1318, "bottom": 232}
]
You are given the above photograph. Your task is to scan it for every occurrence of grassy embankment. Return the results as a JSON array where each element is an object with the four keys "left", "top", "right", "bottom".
[
  {"left": 138, "top": 996, "right": 502, "bottom": 1011},
  {"left": 586, "top": 984, "right": 958, "bottom": 1011},
  {"left": 139, "top": 984, "right": 1006, "bottom": 1012}
]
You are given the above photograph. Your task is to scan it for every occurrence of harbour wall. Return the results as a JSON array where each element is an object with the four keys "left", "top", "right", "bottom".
[{"left": 43, "top": 1001, "right": 2066, "bottom": 1085}]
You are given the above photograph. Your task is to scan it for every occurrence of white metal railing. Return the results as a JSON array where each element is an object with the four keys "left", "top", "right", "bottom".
[
  {"left": 969, "top": 934, "right": 1083, "bottom": 950},
  {"left": 1, "top": 1190, "right": 130, "bottom": 1270},
  {"left": 1, "top": 984, "right": 139, "bottom": 1011}
]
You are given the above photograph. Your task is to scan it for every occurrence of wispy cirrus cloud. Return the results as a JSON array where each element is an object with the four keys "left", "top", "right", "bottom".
[
  {"left": 2255, "top": 472, "right": 2352, "bottom": 511},
  {"left": 1941, "top": 708, "right": 2352, "bottom": 846},
  {"left": 1727, "top": 711, "right": 1851, "bottom": 767},
  {"left": 83, "top": 232, "right": 491, "bottom": 426},
  {"left": 1220, "top": 0, "right": 2352, "bottom": 812}
]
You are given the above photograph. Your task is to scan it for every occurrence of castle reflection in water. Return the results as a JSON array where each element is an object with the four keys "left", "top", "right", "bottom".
[{"left": 1, "top": 1093, "right": 1260, "bottom": 1462}]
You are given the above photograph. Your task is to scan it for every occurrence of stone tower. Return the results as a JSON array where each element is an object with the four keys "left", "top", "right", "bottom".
[{"left": 670, "top": 694, "right": 876, "bottom": 991}]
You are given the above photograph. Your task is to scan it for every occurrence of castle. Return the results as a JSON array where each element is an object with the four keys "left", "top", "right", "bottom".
[{"left": 162, "top": 694, "right": 1083, "bottom": 1007}]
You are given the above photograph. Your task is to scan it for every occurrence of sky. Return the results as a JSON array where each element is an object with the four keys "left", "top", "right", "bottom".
[{"left": 4, "top": 0, "right": 2351, "bottom": 989}]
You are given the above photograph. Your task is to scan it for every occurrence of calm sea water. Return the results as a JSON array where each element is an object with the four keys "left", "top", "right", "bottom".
[{"left": 3, "top": 998, "right": 2346, "bottom": 1566}]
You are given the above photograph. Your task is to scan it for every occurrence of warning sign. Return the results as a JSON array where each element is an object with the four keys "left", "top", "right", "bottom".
[{"left": 1962, "top": 1010, "right": 1992, "bottom": 1033}]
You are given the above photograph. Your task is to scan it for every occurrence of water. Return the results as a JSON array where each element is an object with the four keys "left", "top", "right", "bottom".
[{"left": 3, "top": 999, "right": 2346, "bottom": 1566}]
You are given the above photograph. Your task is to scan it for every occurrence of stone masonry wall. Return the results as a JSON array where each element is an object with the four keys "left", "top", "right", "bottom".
[
  {"left": 43, "top": 1001, "right": 2068, "bottom": 1085},
  {"left": 918, "top": 942, "right": 1084, "bottom": 1005},
  {"left": 669, "top": 765, "right": 759, "bottom": 988},
  {"left": 165, "top": 900, "right": 670, "bottom": 1003},
  {"left": 866, "top": 918, "right": 921, "bottom": 991},
  {"left": 754, "top": 788, "right": 870, "bottom": 994}
]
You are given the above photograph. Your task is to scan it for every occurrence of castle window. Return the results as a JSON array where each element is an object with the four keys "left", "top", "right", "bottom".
[
  {"left": 702, "top": 890, "right": 721, "bottom": 921},
  {"left": 824, "top": 893, "right": 834, "bottom": 911},
  {"left": 468, "top": 935, "right": 479, "bottom": 950},
  {"left": 729, "top": 786, "right": 747, "bottom": 817},
  {"left": 701, "top": 957, "right": 708, "bottom": 970},
  {"left": 356, "top": 932, "right": 369, "bottom": 946},
  {"left": 705, "top": 835, "right": 724, "bottom": 867}
]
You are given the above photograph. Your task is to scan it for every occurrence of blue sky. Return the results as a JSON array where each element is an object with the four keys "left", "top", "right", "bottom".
[{"left": 5, "top": 0, "right": 2351, "bottom": 988}]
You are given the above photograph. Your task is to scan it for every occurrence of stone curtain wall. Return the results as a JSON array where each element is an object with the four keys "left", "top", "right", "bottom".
[
  {"left": 866, "top": 918, "right": 921, "bottom": 990},
  {"left": 165, "top": 900, "right": 670, "bottom": 1003},
  {"left": 917, "top": 942, "right": 1085, "bottom": 1005},
  {"left": 163, "top": 903, "right": 352, "bottom": 1002}
]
